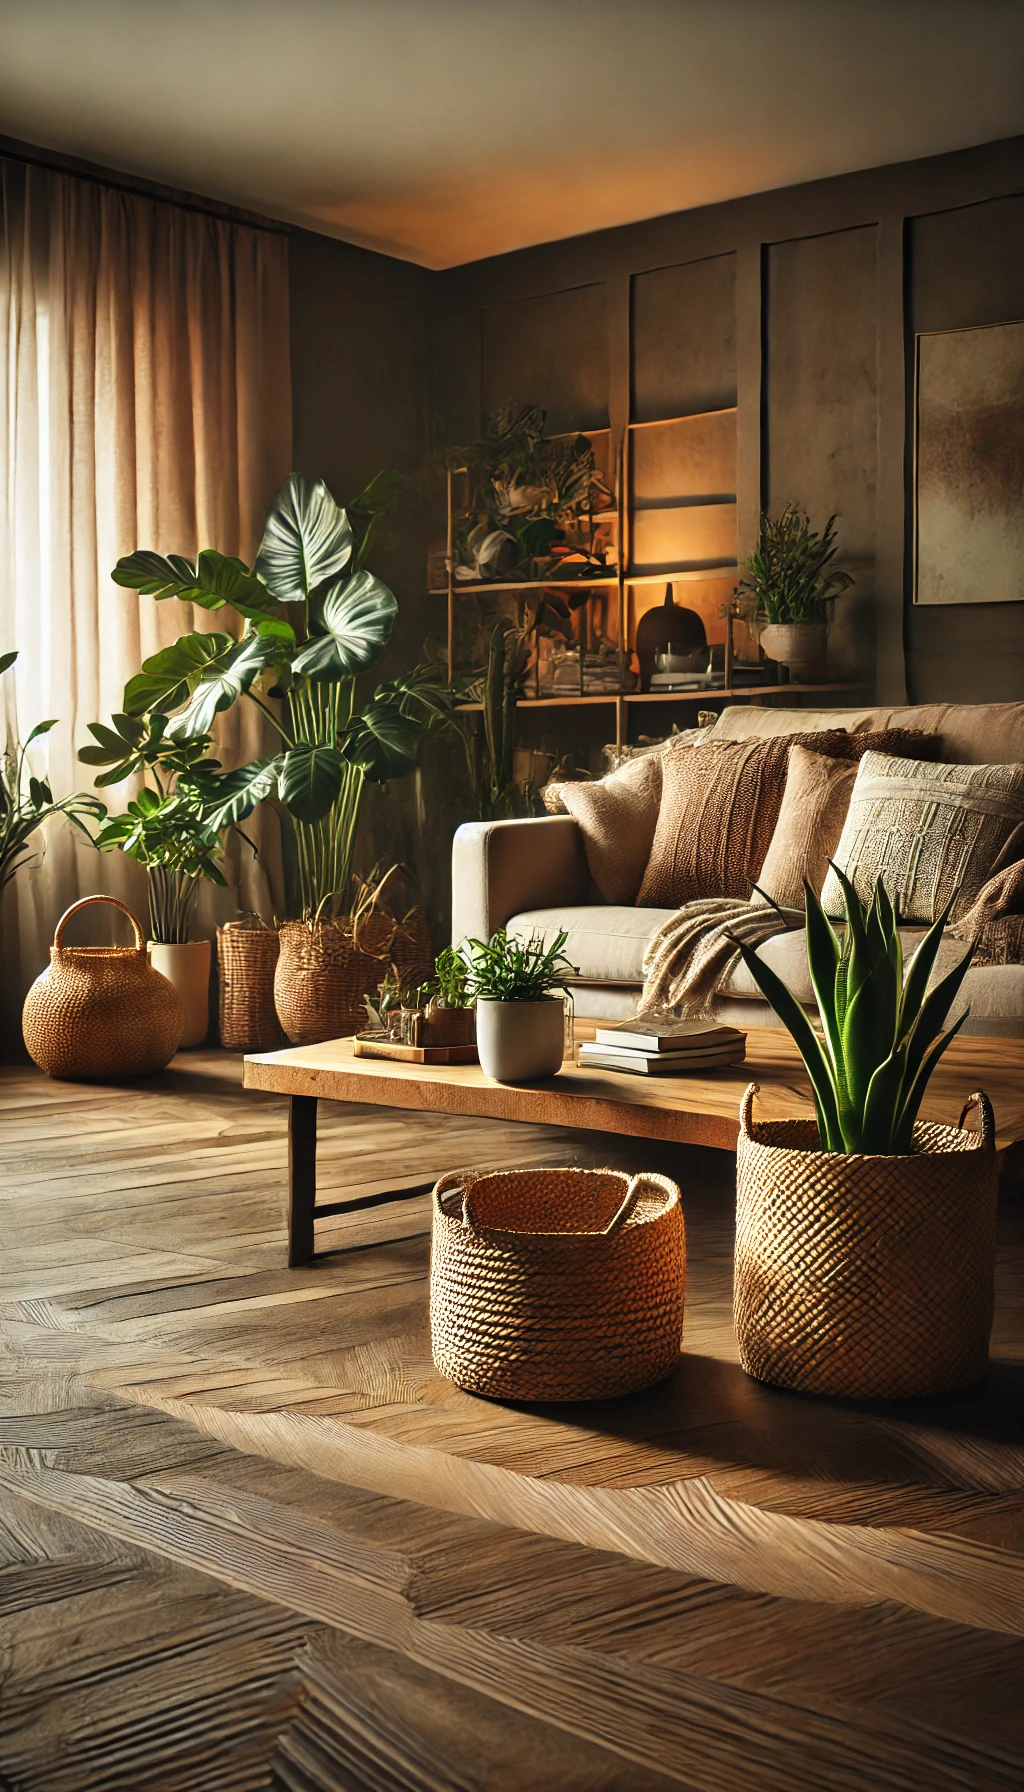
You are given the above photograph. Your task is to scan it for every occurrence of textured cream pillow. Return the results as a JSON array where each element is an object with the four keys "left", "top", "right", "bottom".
[
  {"left": 821, "top": 751, "right": 1024, "bottom": 923},
  {"left": 560, "top": 753, "right": 664, "bottom": 904},
  {"left": 754, "top": 746, "right": 859, "bottom": 910}
]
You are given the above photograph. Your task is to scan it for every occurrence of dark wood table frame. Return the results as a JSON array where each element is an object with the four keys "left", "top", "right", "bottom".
[{"left": 287, "top": 1093, "right": 436, "bottom": 1267}]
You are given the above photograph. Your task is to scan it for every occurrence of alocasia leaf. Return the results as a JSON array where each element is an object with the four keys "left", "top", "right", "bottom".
[
  {"left": 291, "top": 569, "right": 396, "bottom": 680},
  {"left": 254, "top": 475, "right": 353, "bottom": 602}
]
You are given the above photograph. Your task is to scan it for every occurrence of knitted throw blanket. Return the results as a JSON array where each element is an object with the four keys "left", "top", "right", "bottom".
[
  {"left": 639, "top": 896, "right": 801, "bottom": 1018},
  {"left": 948, "top": 856, "right": 1024, "bottom": 966}
]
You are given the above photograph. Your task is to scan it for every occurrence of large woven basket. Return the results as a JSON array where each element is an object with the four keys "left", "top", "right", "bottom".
[
  {"left": 430, "top": 1165, "right": 685, "bottom": 1402},
  {"left": 274, "top": 906, "right": 432, "bottom": 1047},
  {"left": 734, "top": 1084, "right": 999, "bottom": 1400},
  {"left": 217, "top": 923, "right": 285, "bottom": 1052}
]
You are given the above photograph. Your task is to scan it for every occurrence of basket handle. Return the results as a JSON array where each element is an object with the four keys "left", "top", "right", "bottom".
[
  {"left": 433, "top": 1167, "right": 476, "bottom": 1224},
  {"left": 601, "top": 1173, "right": 648, "bottom": 1237},
  {"left": 739, "top": 1082, "right": 758, "bottom": 1137},
  {"left": 54, "top": 895, "right": 146, "bottom": 953},
  {"left": 957, "top": 1091, "right": 995, "bottom": 1154}
]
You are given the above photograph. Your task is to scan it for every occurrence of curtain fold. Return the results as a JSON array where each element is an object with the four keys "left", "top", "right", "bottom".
[{"left": 1, "top": 160, "right": 291, "bottom": 1019}]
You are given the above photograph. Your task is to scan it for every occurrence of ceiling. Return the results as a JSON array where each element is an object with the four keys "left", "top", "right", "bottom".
[{"left": 2, "top": 0, "right": 1024, "bottom": 269}]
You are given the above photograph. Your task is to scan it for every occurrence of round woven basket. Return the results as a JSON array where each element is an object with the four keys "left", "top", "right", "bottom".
[
  {"left": 274, "top": 906, "right": 432, "bottom": 1047},
  {"left": 430, "top": 1165, "right": 685, "bottom": 1402},
  {"left": 22, "top": 895, "right": 184, "bottom": 1081},
  {"left": 734, "top": 1084, "right": 999, "bottom": 1400},
  {"left": 217, "top": 924, "right": 285, "bottom": 1052}
]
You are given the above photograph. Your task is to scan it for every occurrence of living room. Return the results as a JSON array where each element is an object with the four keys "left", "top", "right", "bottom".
[{"left": 2, "top": 3, "right": 1024, "bottom": 1786}]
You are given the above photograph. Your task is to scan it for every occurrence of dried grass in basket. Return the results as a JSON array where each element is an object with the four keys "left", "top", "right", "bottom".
[
  {"left": 430, "top": 1165, "right": 685, "bottom": 1402},
  {"left": 734, "top": 1083, "right": 999, "bottom": 1400},
  {"left": 217, "top": 922, "right": 285, "bottom": 1052}
]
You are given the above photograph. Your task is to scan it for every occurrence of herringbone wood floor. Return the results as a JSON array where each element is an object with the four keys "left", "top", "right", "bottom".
[{"left": 1, "top": 1050, "right": 1022, "bottom": 1790}]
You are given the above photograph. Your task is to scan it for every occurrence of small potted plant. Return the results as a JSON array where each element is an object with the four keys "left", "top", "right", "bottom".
[
  {"left": 460, "top": 927, "right": 577, "bottom": 1083},
  {"left": 422, "top": 945, "right": 476, "bottom": 1047},
  {"left": 1, "top": 651, "right": 103, "bottom": 907},
  {"left": 735, "top": 503, "right": 853, "bottom": 682},
  {"left": 728, "top": 870, "right": 999, "bottom": 1399}
]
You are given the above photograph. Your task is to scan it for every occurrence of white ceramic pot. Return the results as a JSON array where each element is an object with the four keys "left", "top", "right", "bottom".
[
  {"left": 475, "top": 998, "right": 565, "bottom": 1083},
  {"left": 148, "top": 939, "right": 210, "bottom": 1048},
  {"left": 758, "top": 621, "right": 828, "bottom": 683}
]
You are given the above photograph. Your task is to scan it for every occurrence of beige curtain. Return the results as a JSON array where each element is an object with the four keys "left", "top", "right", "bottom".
[{"left": 0, "top": 159, "right": 291, "bottom": 1018}]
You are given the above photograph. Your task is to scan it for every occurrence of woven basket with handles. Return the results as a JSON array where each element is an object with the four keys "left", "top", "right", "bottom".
[
  {"left": 217, "top": 923, "right": 285, "bottom": 1052},
  {"left": 734, "top": 1083, "right": 999, "bottom": 1400},
  {"left": 22, "top": 895, "right": 184, "bottom": 1081},
  {"left": 274, "top": 906, "right": 433, "bottom": 1047},
  {"left": 430, "top": 1165, "right": 685, "bottom": 1402}
]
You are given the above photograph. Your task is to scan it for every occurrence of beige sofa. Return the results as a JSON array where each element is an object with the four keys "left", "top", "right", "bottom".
[{"left": 450, "top": 701, "right": 1024, "bottom": 1038}]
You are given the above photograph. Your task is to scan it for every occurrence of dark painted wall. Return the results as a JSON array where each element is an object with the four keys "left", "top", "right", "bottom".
[{"left": 430, "top": 134, "right": 1024, "bottom": 707}]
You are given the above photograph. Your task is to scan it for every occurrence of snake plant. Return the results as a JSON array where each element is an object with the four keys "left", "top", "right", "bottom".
[{"left": 731, "top": 870, "right": 973, "bottom": 1154}]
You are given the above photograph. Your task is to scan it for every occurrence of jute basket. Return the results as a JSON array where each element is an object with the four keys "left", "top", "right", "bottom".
[
  {"left": 430, "top": 1165, "right": 685, "bottom": 1402},
  {"left": 734, "top": 1084, "right": 999, "bottom": 1400},
  {"left": 217, "top": 923, "right": 285, "bottom": 1052},
  {"left": 274, "top": 905, "right": 432, "bottom": 1047},
  {"left": 22, "top": 895, "right": 184, "bottom": 1081}
]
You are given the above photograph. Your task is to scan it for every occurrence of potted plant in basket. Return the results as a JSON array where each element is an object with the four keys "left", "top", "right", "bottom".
[
  {"left": 80, "top": 713, "right": 230, "bottom": 1046},
  {"left": 735, "top": 503, "right": 853, "bottom": 683},
  {"left": 108, "top": 472, "right": 456, "bottom": 1044},
  {"left": 460, "top": 927, "right": 577, "bottom": 1083},
  {"left": 728, "top": 869, "right": 999, "bottom": 1400}
]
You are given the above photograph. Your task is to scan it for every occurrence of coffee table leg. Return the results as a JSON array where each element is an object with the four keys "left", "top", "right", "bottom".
[{"left": 288, "top": 1094, "right": 318, "bottom": 1267}]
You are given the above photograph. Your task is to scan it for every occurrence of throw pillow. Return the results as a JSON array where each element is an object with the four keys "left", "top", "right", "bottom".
[
  {"left": 636, "top": 728, "right": 940, "bottom": 909},
  {"left": 820, "top": 752, "right": 1024, "bottom": 923},
  {"left": 560, "top": 752, "right": 664, "bottom": 904},
  {"left": 754, "top": 746, "right": 859, "bottom": 910}
]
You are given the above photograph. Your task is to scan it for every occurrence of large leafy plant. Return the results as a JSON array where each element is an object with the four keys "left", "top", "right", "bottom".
[
  {"left": 110, "top": 473, "right": 455, "bottom": 919},
  {"left": 731, "top": 871, "right": 972, "bottom": 1154},
  {"left": 0, "top": 651, "right": 103, "bottom": 893},
  {"left": 736, "top": 503, "right": 854, "bottom": 626}
]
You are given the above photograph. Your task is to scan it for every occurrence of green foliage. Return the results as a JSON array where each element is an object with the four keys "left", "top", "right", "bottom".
[
  {"left": 459, "top": 927, "right": 578, "bottom": 1002},
  {"left": 111, "top": 472, "right": 459, "bottom": 918},
  {"left": 736, "top": 503, "right": 854, "bottom": 626},
  {"left": 426, "top": 945, "right": 473, "bottom": 1010},
  {"left": 95, "top": 785, "right": 227, "bottom": 944},
  {"left": 730, "top": 873, "right": 973, "bottom": 1154},
  {"left": 0, "top": 654, "right": 104, "bottom": 891},
  {"left": 449, "top": 401, "right": 610, "bottom": 582}
]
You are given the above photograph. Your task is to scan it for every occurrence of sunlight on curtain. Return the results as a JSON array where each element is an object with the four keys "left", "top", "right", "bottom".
[{"left": 0, "top": 160, "right": 292, "bottom": 1016}]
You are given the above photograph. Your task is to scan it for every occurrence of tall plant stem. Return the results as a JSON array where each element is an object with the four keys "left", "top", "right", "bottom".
[
  {"left": 147, "top": 866, "right": 198, "bottom": 944},
  {"left": 286, "top": 678, "right": 366, "bottom": 919}
]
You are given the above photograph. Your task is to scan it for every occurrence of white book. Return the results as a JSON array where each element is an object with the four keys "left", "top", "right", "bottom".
[
  {"left": 578, "top": 1043, "right": 745, "bottom": 1075},
  {"left": 594, "top": 1019, "right": 744, "bottom": 1054}
]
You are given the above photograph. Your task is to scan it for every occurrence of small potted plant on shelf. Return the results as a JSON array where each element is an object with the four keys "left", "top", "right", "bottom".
[
  {"left": 735, "top": 502, "right": 853, "bottom": 683},
  {"left": 459, "top": 927, "right": 577, "bottom": 1083},
  {"left": 82, "top": 715, "right": 229, "bottom": 1047},
  {"left": 728, "top": 870, "right": 998, "bottom": 1400}
]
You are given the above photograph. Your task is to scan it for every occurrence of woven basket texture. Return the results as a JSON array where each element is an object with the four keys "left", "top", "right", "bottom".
[
  {"left": 274, "top": 907, "right": 433, "bottom": 1046},
  {"left": 217, "top": 926, "right": 285, "bottom": 1052},
  {"left": 734, "top": 1084, "right": 998, "bottom": 1399},
  {"left": 430, "top": 1165, "right": 685, "bottom": 1402},
  {"left": 22, "top": 895, "right": 184, "bottom": 1081}
]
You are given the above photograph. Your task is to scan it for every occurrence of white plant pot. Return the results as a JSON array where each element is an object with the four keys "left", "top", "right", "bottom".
[
  {"left": 148, "top": 940, "right": 210, "bottom": 1048},
  {"left": 758, "top": 621, "right": 828, "bottom": 683},
  {"left": 475, "top": 998, "right": 565, "bottom": 1083}
]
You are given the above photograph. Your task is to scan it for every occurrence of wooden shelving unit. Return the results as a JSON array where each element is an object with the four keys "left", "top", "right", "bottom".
[{"left": 455, "top": 682, "right": 873, "bottom": 749}]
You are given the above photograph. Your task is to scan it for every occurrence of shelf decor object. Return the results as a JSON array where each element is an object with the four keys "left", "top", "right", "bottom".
[
  {"left": 22, "top": 895, "right": 184, "bottom": 1081},
  {"left": 429, "top": 1165, "right": 685, "bottom": 1401}
]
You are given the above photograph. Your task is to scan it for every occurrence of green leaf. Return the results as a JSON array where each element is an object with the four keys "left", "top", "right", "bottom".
[
  {"left": 82, "top": 721, "right": 133, "bottom": 762},
  {"left": 122, "top": 632, "right": 235, "bottom": 717},
  {"left": 254, "top": 475, "right": 353, "bottom": 603},
  {"left": 341, "top": 703, "right": 423, "bottom": 783},
  {"left": 0, "top": 649, "right": 18, "bottom": 675},
  {"left": 24, "top": 719, "right": 57, "bottom": 744},
  {"left": 277, "top": 743, "right": 346, "bottom": 823},
  {"left": 204, "top": 757, "right": 284, "bottom": 828},
  {"left": 893, "top": 1012, "right": 969, "bottom": 1152},
  {"left": 111, "top": 712, "right": 146, "bottom": 747},
  {"left": 167, "top": 632, "right": 287, "bottom": 739},
  {"left": 727, "top": 935, "right": 843, "bottom": 1151},
  {"left": 347, "top": 469, "right": 404, "bottom": 566},
  {"left": 112, "top": 549, "right": 276, "bottom": 621},
  {"left": 899, "top": 900, "right": 955, "bottom": 1034},
  {"left": 291, "top": 569, "right": 396, "bottom": 681},
  {"left": 91, "top": 759, "right": 136, "bottom": 788}
]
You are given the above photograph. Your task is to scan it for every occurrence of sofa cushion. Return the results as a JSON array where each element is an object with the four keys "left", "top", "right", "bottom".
[
  {"left": 754, "top": 745, "right": 859, "bottom": 908},
  {"left": 710, "top": 700, "right": 1024, "bottom": 766},
  {"left": 559, "top": 752, "right": 663, "bottom": 904},
  {"left": 507, "top": 905, "right": 674, "bottom": 984},
  {"left": 821, "top": 752, "right": 1024, "bottom": 923},
  {"left": 710, "top": 705, "right": 884, "bottom": 739}
]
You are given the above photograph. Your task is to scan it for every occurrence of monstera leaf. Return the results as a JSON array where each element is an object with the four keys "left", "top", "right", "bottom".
[
  {"left": 167, "top": 632, "right": 288, "bottom": 739},
  {"left": 291, "top": 569, "right": 397, "bottom": 681},
  {"left": 204, "top": 757, "right": 285, "bottom": 828},
  {"left": 122, "top": 633, "right": 236, "bottom": 717},
  {"left": 254, "top": 476, "right": 353, "bottom": 603},
  {"left": 277, "top": 742, "right": 348, "bottom": 823},
  {"left": 341, "top": 702, "right": 423, "bottom": 782},
  {"left": 112, "top": 550, "right": 276, "bottom": 620}
]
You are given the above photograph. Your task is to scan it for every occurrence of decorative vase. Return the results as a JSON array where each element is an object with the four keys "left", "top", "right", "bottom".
[
  {"left": 22, "top": 895, "right": 184, "bottom": 1081},
  {"left": 475, "top": 998, "right": 565, "bottom": 1083},
  {"left": 757, "top": 621, "right": 828, "bottom": 683},
  {"left": 148, "top": 940, "right": 210, "bottom": 1048},
  {"left": 635, "top": 585, "right": 707, "bottom": 691},
  {"left": 733, "top": 1085, "right": 999, "bottom": 1399},
  {"left": 217, "top": 923, "right": 285, "bottom": 1052}
]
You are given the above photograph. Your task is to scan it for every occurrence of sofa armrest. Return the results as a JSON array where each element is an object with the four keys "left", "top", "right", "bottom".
[{"left": 451, "top": 816, "right": 590, "bottom": 944}]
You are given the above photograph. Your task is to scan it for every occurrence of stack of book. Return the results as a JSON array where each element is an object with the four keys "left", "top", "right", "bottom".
[{"left": 577, "top": 1018, "right": 746, "bottom": 1076}]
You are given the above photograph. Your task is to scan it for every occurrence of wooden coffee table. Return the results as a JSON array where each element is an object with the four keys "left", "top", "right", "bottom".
[{"left": 243, "top": 1023, "right": 1024, "bottom": 1265}]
